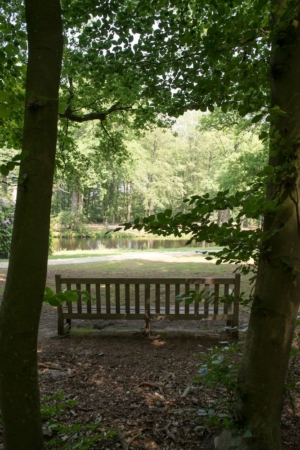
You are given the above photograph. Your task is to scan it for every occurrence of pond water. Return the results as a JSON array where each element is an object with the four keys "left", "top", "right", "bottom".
[{"left": 53, "top": 238, "right": 213, "bottom": 252}]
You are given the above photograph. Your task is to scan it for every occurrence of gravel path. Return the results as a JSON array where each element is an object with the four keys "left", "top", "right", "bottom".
[{"left": 0, "top": 250, "right": 217, "bottom": 268}]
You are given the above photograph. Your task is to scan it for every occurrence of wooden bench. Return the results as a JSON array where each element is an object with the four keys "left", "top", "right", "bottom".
[{"left": 56, "top": 274, "right": 240, "bottom": 337}]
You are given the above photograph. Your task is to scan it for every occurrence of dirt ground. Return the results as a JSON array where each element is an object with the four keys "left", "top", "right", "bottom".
[
  {"left": 0, "top": 255, "right": 299, "bottom": 449},
  {"left": 35, "top": 304, "right": 300, "bottom": 450}
]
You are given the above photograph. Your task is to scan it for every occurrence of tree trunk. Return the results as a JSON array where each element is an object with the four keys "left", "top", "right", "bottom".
[
  {"left": 2, "top": 176, "right": 7, "bottom": 194},
  {"left": 78, "top": 193, "right": 84, "bottom": 213},
  {"left": 71, "top": 189, "right": 78, "bottom": 214},
  {"left": 127, "top": 182, "right": 133, "bottom": 222},
  {"left": 217, "top": 210, "right": 223, "bottom": 227},
  {"left": 217, "top": 4, "right": 300, "bottom": 449},
  {"left": 0, "top": 1, "right": 63, "bottom": 449}
]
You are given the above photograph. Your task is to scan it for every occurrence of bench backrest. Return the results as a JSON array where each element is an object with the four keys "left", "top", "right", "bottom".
[{"left": 55, "top": 274, "right": 240, "bottom": 320}]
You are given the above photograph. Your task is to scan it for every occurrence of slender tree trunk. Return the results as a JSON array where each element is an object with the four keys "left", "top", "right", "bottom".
[
  {"left": 0, "top": 2, "right": 63, "bottom": 449},
  {"left": 2, "top": 176, "right": 7, "bottom": 194},
  {"left": 217, "top": 4, "right": 300, "bottom": 449},
  {"left": 71, "top": 189, "right": 78, "bottom": 214},
  {"left": 127, "top": 182, "right": 133, "bottom": 222},
  {"left": 217, "top": 210, "right": 223, "bottom": 227},
  {"left": 149, "top": 199, "right": 154, "bottom": 216}
]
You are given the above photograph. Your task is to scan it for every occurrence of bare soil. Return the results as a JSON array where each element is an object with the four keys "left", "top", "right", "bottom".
[{"left": 36, "top": 304, "right": 300, "bottom": 449}]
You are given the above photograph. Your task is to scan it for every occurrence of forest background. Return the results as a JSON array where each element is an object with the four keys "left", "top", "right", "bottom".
[{"left": 0, "top": 109, "right": 266, "bottom": 241}]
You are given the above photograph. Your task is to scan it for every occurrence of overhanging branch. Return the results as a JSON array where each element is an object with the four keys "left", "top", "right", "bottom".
[{"left": 59, "top": 102, "right": 133, "bottom": 122}]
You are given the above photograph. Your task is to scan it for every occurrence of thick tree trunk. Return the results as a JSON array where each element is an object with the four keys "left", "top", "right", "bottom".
[
  {"left": 217, "top": 4, "right": 300, "bottom": 449},
  {"left": 0, "top": 2, "right": 63, "bottom": 449},
  {"left": 78, "top": 193, "right": 84, "bottom": 213}
]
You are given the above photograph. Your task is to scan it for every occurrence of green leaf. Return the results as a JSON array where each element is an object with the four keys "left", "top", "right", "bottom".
[
  {"left": 64, "top": 290, "right": 78, "bottom": 302},
  {"left": 243, "top": 430, "right": 252, "bottom": 438},
  {"left": 44, "top": 287, "right": 53, "bottom": 297},
  {"left": 0, "top": 105, "right": 10, "bottom": 118},
  {"left": 58, "top": 102, "right": 67, "bottom": 114},
  {"left": 251, "top": 114, "right": 264, "bottom": 124},
  {"left": 5, "top": 44, "right": 18, "bottom": 56},
  {"left": 0, "top": 92, "right": 11, "bottom": 102},
  {"left": 0, "top": 165, "right": 9, "bottom": 176},
  {"left": 47, "top": 298, "right": 61, "bottom": 307},
  {"left": 7, "top": 162, "right": 15, "bottom": 171}
]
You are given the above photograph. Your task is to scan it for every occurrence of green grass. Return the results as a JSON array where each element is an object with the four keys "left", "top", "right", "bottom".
[
  {"left": 70, "top": 325, "right": 94, "bottom": 335},
  {"left": 48, "top": 246, "right": 221, "bottom": 259},
  {"left": 0, "top": 246, "right": 221, "bottom": 262},
  {"left": 0, "top": 251, "right": 253, "bottom": 304},
  {"left": 46, "top": 256, "right": 252, "bottom": 299}
]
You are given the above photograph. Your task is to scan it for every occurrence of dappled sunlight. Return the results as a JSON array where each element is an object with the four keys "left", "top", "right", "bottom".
[{"left": 151, "top": 339, "right": 166, "bottom": 347}]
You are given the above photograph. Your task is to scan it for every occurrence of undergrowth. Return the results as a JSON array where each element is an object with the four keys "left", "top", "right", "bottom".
[
  {"left": 41, "top": 393, "right": 116, "bottom": 449},
  {"left": 193, "top": 321, "right": 300, "bottom": 438}
]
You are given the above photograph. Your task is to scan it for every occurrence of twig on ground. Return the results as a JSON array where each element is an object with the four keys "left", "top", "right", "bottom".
[
  {"left": 117, "top": 430, "right": 143, "bottom": 450},
  {"left": 117, "top": 430, "right": 128, "bottom": 450},
  {"left": 38, "top": 362, "right": 62, "bottom": 370},
  {"left": 181, "top": 386, "right": 194, "bottom": 398}
]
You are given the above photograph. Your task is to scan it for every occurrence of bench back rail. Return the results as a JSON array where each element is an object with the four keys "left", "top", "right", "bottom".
[{"left": 56, "top": 274, "right": 240, "bottom": 335}]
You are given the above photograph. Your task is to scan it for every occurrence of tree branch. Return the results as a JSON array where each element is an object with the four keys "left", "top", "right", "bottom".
[{"left": 59, "top": 102, "right": 133, "bottom": 122}]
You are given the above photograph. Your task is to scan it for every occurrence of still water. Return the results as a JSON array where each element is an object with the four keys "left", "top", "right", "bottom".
[{"left": 53, "top": 238, "right": 212, "bottom": 252}]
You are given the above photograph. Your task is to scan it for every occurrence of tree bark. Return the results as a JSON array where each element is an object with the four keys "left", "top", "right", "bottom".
[
  {"left": 218, "top": 3, "right": 300, "bottom": 449},
  {"left": 217, "top": 210, "right": 223, "bottom": 227},
  {"left": 0, "top": 1, "right": 63, "bottom": 449},
  {"left": 127, "top": 182, "right": 133, "bottom": 222},
  {"left": 71, "top": 189, "right": 79, "bottom": 214},
  {"left": 78, "top": 193, "right": 84, "bottom": 213}
]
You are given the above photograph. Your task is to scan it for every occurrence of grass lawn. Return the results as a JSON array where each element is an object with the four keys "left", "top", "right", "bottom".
[
  {"left": 48, "top": 246, "right": 222, "bottom": 259},
  {"left": 0, "top": 246, "right": 222, "bottom": 262},
  {"left": 46, "top": 257, "right": 252, "bottom": 298},
  {"left": 0, "top": 249, "right": 252, "bottom": 300}
]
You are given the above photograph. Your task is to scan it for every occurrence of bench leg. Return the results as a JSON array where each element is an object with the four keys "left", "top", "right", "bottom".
[
  {"left": 66, "top": 319, "right": 71, "bottom": 333},
  {"left": 144, "top": 316, "right": 151, "bottom": 337},
  {"left": 231, "top": 327, "right": 239, "bottom": 339},
  {"left": 225, "top": 320, "right": 239, "bottom": 339},
  {"left": 227, "top": 320, "right": 239, "bottom": 339},
  {"left": 58, "top": 314, "right": 64, "bottom": 336},
  {"left": 226, "top": 319, "right": 233, "bottom": 329}
]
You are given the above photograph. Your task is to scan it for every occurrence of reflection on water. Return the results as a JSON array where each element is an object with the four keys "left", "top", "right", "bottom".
[{"left": 53, "top": 238, "right": 214, "bottom": 252}]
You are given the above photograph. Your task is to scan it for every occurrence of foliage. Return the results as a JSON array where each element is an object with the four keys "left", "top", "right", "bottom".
[
  {"left": 195, "top": 343, "right": 243, "bottom": 431},
  {"left": 119, "top": 177, "right": 281, "bottom": 278},
  {"left": 43, "top": 288, "right": 91, "bottom": 307},
  {"left": 194, "top": 323, "right": 300, "bottom": 434},
  {"left": 41, "top": 392, "right": 116, "bottom": 449},
  {"left": 52, "top": 212, "right": 89, "bottom": 236},
  {"left": 0, "top": 197, "right": 14, "bottom": 258},
  {"left": 51, "top": 110, "right": 267, "bottom": 225}
]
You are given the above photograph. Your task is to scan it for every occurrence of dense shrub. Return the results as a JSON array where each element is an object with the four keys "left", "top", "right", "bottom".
[{"left": 0, "top": 198, "right": 14, "bottom": 259}]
